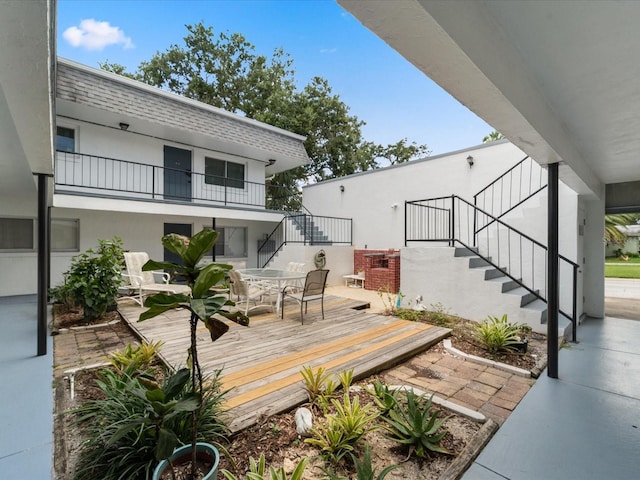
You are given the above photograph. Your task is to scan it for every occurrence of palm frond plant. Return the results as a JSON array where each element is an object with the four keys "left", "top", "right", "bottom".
[{"left": 139, "top": 228, "right": 250, "bottom": 478}]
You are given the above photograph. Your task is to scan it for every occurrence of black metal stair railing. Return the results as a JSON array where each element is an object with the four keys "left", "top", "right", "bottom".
[
  {"left": 257, "top": 214, "right": 352, "bottom": 268},
  {"left": 474, "top": 155, "right": 547, "bottom": 221},
  {"left": 405, "top": 195, "right": 578, "bottom": 341}
]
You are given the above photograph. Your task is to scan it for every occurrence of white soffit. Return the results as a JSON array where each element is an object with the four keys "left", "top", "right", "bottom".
[
  {"left": 340, "top": 0, "right": 640, "bottom": 198},
  {"left": 0, "top": 0, "right": 54, "bottom": 195}
]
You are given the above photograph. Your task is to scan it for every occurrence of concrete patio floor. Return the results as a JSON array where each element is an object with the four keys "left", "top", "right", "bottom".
[
  {"left": 0, "top": 295, "right": 53, "bottom": 479},
  {"left": 462, "top": 313, "right": 640, "bottom": 479}
]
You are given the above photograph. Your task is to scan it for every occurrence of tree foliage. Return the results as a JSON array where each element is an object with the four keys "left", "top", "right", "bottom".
[
  {"left": 100, "top": 23, "right": 429, "bottom": 201},
  {"left": 483, "top": 130, "right": 505, "bottom": 143},
  {"left": 605, "top": 213, "right": 640, "bottom": 245}
]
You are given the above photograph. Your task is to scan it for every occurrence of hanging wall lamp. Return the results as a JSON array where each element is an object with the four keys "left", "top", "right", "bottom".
[{"left": 466, "top": 155, "right": 474, "bottom": 167}]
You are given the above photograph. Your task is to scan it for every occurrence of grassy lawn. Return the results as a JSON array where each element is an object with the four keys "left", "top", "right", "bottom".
[{"left": 605, "top": 257, "right": 640, "bottom": 278}]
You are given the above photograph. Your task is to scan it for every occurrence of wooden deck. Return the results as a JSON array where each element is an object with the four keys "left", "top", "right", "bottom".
[{"left": 118, "top": 295, "right": 450, "bottom": 432}]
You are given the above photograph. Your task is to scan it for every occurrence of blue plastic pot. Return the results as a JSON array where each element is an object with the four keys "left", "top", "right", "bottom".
[{"left": 152, "top": 442, "right": 219, "bottom": 480}]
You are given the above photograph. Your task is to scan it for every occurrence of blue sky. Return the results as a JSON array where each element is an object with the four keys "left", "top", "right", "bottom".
[{"left": 57, "top": 0, "right": 492, "bottom": 155}]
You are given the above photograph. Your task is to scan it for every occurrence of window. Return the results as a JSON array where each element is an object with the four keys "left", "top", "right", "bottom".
[
  {"left": 51, "top": 218, "right": 79, "bottom": 252},
  {"left": 213, "top": 227, "right": 248, "bottom": 257},
  {"left": 56, "top": 126, "right": 75, "bottom": 153},
  {"left": 0, "top": 218, "right": 34, "bottom": 250},
  {"left": 205, "top": 158, "right": 245, "bottom": 189}
]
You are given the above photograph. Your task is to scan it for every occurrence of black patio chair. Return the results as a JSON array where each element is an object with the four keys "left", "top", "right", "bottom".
[{"left": 281, "top": 269, "right": 329, "bottom": 324}]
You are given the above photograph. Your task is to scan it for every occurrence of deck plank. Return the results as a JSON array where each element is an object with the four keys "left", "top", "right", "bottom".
[{"left": 118, "top": 295, "right": 450, "bottom": 433}]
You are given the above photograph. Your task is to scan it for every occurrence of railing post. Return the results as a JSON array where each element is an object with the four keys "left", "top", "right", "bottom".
[
  {"left": 304, "top": 215, "right": 308, "bottom": 246},
  {"left": 572, "top": 263, "right": 578, "bottom": 343},
  {"left": 404, "top": 201, "right": 408, "bottom": 247},
  {"left": 472, "top": 194, "right": 478, "bottom": 248},
  {"left": 152, "top": 166, "right": 156, "bottom": 199},
  {"left": 449, "top": 195, "right": 455, "bottom": 247}
]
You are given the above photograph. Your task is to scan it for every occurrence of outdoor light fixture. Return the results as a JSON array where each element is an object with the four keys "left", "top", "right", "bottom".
[
  {"left": 466, "top": 155, "right": 474, "bottom": 167},
  {"left": 119, "top": 122, "right": 129, "bottom": 131},
  {"left": 267, "top": 158, "right": 276, "bottom": 166},
  {"left": 339, "top": 185, "right": 345, "bottom": 193}
]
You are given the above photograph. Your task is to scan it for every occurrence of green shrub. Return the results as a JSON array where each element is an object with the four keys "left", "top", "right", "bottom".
[
  {"left": 306, "top": 393, "right": 379, "bottom": 464},
  {"left": 48, "top": 281, "right": 76, "bottom": 312},
  {"left": 395, "top": 308, "right": 424, "bottom": 322},
  {"left": 65, "top": 237, "right": 124, "bottom": 322},
  {"left": 72, "top": 367, "right": 228, "bottom": 480},
  {"left": 221, "top": 454, "right": 309, "bottom": 480},
  {"left": 422, "top": 302, "right": 454, "bottom": 327},
  {"left": 473, "top": 314, "right": 523, "bottom": 353},
  {"left": 383, "top": 390, "right": 452, "bottom": 458}
]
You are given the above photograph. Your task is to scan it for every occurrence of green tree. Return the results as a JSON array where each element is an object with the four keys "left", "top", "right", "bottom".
[
  {"left": 482, "top": 130, "right": 504, "bottom": 143},
  {"left": 605, "top": 213, "right": 640, "bottom": 245},
  {"left": 100, "top": 23, "right": 429, "bottom": 204}
]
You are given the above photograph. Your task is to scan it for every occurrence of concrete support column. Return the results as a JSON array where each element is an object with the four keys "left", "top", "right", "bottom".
[
  {"left": 37, "top": 174, "right": 50, "bottom": 356},
  {"left": 583, "top": 197, "right": 606, "bottom": 318}
]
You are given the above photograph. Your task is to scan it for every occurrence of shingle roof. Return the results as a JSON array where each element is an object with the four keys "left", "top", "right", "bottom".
[{"left": 56, "top": 58, "right": 308, "bottom": 164}]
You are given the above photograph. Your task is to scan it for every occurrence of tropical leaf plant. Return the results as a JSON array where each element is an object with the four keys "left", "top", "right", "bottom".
[
  {"left": 139, "top": 228, "right": 249, "bottom": 476},
  {"left": 306, "top": 392, "right": 379, "bottom": 464},
  {"left": 473, "top": 314, "right": 523, "bottom": 353}
]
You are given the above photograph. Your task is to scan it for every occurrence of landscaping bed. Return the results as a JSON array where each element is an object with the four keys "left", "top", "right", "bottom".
[{"left": 54, "top": 302, "right": 541, "bottom": 480}]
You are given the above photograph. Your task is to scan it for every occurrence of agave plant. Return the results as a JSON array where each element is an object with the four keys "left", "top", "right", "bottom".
[{"left": 383, "top": 390, "right": 452, "bottom": 458}]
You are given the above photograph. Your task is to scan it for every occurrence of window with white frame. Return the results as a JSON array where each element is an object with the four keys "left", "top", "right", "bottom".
[
  {"left": 205, "top": 158, "right": 245, "bottom": 189},
  {"left": 211, "top": 227, "right": 248, "bottom": 257},
  {"left": 0, "top": 218, "right": 34, "bottom": 250},
  {"left": 56, "top": 126, "right": 75, "bottom": 153},
  {"left": 51, "top": 218, "right": 79, "bottom": 252},
  {"left": 0, "top": 218, "right": 80, "bottom": 252}
]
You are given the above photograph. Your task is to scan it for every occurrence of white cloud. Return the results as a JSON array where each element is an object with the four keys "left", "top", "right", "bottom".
[{"left": 63, "top": 19, "right": 134, "bottom": 51}]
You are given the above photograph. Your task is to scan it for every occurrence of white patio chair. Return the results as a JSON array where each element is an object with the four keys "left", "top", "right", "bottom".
[
  {"left": 281, "top": 269, "right": 329, "bottom": 324},
  {"left": 228, "top": 269, "right": 274, "bottom": 315},
  {"left": 122, "top": 252, "right": 190, "bottom": 306},
  {"left": 284, "top": 262, "right": 306, "bottom": 290}
]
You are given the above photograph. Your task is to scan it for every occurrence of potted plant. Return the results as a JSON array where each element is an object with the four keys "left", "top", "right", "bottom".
[{"left": 139, "top": 229, "right": 249, "bottom": 480}]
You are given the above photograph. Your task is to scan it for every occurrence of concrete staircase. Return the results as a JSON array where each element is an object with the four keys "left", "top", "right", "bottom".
[{"left": 454, "top": 246, "right": 572, "bottom": 337}]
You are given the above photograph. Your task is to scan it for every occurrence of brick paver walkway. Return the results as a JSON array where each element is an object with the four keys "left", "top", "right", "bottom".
[
  {"left": 53, "top": 321, "right": 136, "bottom": 378},
  {"left": 382, "top": 348, "right": 535, "bottom": 425}
]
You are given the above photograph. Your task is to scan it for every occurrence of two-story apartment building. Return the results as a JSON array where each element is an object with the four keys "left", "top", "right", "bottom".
[{"left": 1, "top": 57, "right": 311, "bottom": 297}]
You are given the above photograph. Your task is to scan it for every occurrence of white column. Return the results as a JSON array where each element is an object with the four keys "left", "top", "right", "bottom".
[{"left": 582, "top": 196, "right": 605, "bottom": 318}]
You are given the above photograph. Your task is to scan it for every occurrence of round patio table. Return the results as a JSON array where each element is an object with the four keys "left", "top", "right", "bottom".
[{"left": 237, "top": 268, "right": 307, "bottom": 314}]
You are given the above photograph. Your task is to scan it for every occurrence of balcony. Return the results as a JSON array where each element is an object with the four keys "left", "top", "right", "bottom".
[{"left": 54, "top": 151, "right": 290, "bottom": 210}]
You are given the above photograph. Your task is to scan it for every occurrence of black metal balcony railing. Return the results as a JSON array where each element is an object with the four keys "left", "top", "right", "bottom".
[{"left": 55, "top": 151, "right": 296, "bottom": 209}]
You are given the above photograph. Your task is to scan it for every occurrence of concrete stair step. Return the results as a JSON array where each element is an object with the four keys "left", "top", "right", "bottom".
[
  {"left": 486, "top": 276, "right": 521, "bottom": 292},
  {"left": 504, "top": 286, "right": 539, "bottom": 307},
  {"left": 454, "top": 247, "right": 479, "bottom": 257}
]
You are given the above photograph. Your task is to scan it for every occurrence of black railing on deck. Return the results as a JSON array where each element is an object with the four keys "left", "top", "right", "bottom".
[
  {"left": 257, "top": 214, "right": 352, "bottom": 267},
  {"left": 405, "top": 195, "right": 578, "bottom": 341},
  {"left": 55, "top": 151, "right": 298, "bottom": 209}
]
